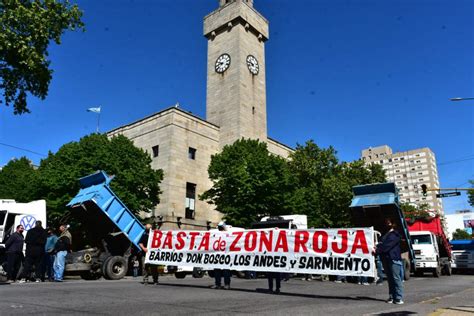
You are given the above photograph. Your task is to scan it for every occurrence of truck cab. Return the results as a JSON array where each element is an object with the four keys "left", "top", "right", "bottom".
[
  {"left": 410, "top": 231, "right": 441, "bottom": 274},
  {"left": 450, "top": 239, "right": 474, "bottom": 272}
]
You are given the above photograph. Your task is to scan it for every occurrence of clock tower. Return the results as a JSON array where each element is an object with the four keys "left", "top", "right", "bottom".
[{"left": 204, "top": 0, "right": 269, "bottom": 148}]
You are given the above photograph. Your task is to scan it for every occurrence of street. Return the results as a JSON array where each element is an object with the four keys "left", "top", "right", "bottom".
[{"left": 1, "top": 274, "right": 473, "bottom": 315}]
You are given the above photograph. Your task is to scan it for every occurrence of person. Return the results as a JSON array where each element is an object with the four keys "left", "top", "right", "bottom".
[
  {"left": 139, "top": 223, "right": 159, "bottom": 285},
  {"left": 357, "top": 276, "right": 370, "bottom": 286},
  {"left": 42, "top": 228, "right": 58, "bottom": 281},
  {"left": 209, "top": 221, "right": 231, "bottom": 289},
  {"left": 267, "top": 272, "right": 281, "bottom": 294},
  {"left": 20, "top": 221, "right": 47, "bottom": 283},
  {"left": 5, "top": 225, "right": 25, "bottom": 282},
  {"left": 375, "top": 255, "right": 385, "bottom": 285},
  {"left": 132, "top": 256, "right": 140, "bottom": 278},
  {"left": 53, "top": 224, "right": 72, "bottom": 282},
  {"left": 334, "top": 275, "right": 346, "bottom": 283},
  {"left": 376, "top": 218, "right": 404, "bottom": 305}
]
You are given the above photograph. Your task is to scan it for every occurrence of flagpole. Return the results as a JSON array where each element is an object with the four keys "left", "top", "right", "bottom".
[{"left": 97, "top": 111, "right": 100, "bottom": 133}]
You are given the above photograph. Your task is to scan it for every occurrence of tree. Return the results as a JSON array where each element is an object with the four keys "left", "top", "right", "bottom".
[
  {"left": 36, "top": 134, "right": 163, "bottom": 224},
  {"left": 452, "top": 228, "right": 471, "bottom": 240},
  {"left": 0, "top": 156, "right": 38, "bottom": 201},
  {"left": 0, "top": 0, "right": 84, "bottom": 114},
  {"left": 288, "top": 140, "right": 386, "bottom": 228},
  {"left": 200, "top": 139, "right": 297, "bottom": 228},
  {"left": 468, "top": 180, "right": 474, "bottom": 207},
  {"left": 402, "top": 202, "right": 432, "bottom": 222}
]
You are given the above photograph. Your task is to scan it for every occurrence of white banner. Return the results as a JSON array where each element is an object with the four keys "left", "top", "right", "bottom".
[{"left": 146, "top": 227, "right": 376, "bottom": 277}]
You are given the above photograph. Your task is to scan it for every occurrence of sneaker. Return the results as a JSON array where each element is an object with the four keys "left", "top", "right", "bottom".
[
  {"left": 394, "top": 300, "right": 404, "bottom": 305},
  {"left": 35, "top": 279, "right": 41, "bottom": 283},
  {"left": 362, "top": 282, "right": 370, "bottom": 286},
  {"left": 18, "top": 280, "right": 27, "bottom": 283},
  {"left": 334, "top": 280, "right": 342, "bottom": 283},
  {"left": 223, "top": 285, "right": 231, "bottom": 290},
  {"left": 208, "top": 285, "right": 220, "bottom": 289},
  {"left": 386, "top": 299, "right": 393, "bottom": 304},
  {"left": 376, "top": 281, "right": 384, "bottom": 285}
]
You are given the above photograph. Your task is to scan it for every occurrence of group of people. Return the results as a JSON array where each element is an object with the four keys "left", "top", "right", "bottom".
[{"left": 5, "top": 222, "right": 72, "bottom": 283}]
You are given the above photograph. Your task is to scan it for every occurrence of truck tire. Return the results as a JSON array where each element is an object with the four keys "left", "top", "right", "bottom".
[
  {"left": 433, "top": 264, "right": 441, "bottom": 278},
  {"left": 403, "top": 259, "right": 410, "bottom": 281},
  {"left": 234, "top": 271, "right": 246, "bottom": 278},
  {"left": 101, "top": 257, "right": 112, "bottom": 280},
  {"left": 175, "top": 272, "right": 187, "bottom": 279},
  {"left": 104, "top": 256, "right": 128, "bottom": 280},
  {"left": 192, "top": 268, "right": 205, "bottom": 278}
]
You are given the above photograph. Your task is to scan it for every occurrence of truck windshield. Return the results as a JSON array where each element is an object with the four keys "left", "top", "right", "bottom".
[
  {"left": 411, "top": 234, "right": 432, "bottom": 245},
  {"left": 0, "top": 210, "right": 6, "bottom": 225},
  {"left": 451, "top": 243, "right": 474, "bottom": 251}
]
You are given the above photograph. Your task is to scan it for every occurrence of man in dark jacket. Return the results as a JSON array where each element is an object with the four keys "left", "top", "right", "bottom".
[
  {"left": 5, "top": 225, "right": 25, "bottom": 282},
  {"left": 21, "top": 221, "right": 47, "bottom": 282},
  {"left": 376, "top": 218, "right": 404, "bottom": 305},
  {"left": 139, "top": 223, "right": 159, "bottom": 285}
]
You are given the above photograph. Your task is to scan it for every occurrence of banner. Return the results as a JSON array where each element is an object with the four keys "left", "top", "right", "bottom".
[{"left": 145, "top": 227, "right": 376, "bottom": 277}]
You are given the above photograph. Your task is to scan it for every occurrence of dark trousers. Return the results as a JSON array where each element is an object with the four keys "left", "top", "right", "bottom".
[
  {"left": 141, "top": 256, "right": 158, "bottom": 282},
  {"left": 214, "top": 269, "right": 231, "bottom": 286},
  {"left": 41, "top": 253, "right": 55, "bottom": 280},
  {"left": 267, "top": 272, "right": 281, "bottom": 291},
  {"left": 6, "top": 252, "right": 23, "bottom": 281},
  {"left": 23, "top": 251, "right": 44, "bottom": 280}
]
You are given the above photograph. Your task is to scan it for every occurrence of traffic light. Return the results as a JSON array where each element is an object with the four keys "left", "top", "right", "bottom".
[{"left": 421, "top": 184, "right": 428, "bottom": 196}]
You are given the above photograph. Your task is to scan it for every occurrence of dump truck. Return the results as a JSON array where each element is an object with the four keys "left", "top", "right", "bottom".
[
  {"left": 407, "top": 217, "right": 452, "bottom": 277},
  {"left": 0, "top": 199, "right": 47, "bottom": 282},
  {"left": 349, "top": 182, "right": 415, "bottom": 280},
  {"left": 65, "top": 171, "right": 145, "bottom": 280}
]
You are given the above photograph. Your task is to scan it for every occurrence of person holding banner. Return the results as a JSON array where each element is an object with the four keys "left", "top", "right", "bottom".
[
  {"left": 376, "top": 219, "right": 404, "bottom": 305},
  {"left": 267, "top": 272, "right": 281, "bottom": 294},
  {"left": 139, "top": 223, "right": 159, "bottom": 285},
  {"left": 209, "top": 221, "right": 232, "bottom": 290}
]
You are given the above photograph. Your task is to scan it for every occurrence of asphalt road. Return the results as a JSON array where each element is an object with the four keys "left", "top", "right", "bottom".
[{"left": 1, "top": 274, "right": 473, "bottom": 315}]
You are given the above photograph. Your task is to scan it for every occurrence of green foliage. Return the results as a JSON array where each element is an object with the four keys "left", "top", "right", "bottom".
[
  {"left": 36, "top": 133, "right": 163, "bottom": 224},
  {"left": 0, "top": 0, "right": 84, "bottom": 114},
  {"left": 402, "top": 202, "right": 432, "bottom": 222},
  {"left": 452, "top": 228, "right": 471, "bottom": 240},
  {"left": 288, "top": 140, "right": 386, "bottom": 228},
  {"left": 200, "top": 139, "right": 297, "bottom": 228},
  {"left": 468, "top": 180, "right": 474, "bottom": 207},
  {"left": 0, "top": 156, "right": 38, "bottom": 201}
]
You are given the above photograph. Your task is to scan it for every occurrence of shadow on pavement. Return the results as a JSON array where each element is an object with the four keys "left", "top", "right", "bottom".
[
  {"left": 374, "top": 312, "right": 416, "bottom": 316},
  {"left": 152, "top": 282, "right": 386, "bottom": 302}
]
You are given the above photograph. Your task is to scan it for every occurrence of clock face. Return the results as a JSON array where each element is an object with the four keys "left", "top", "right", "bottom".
[
  {"left": 246, "top": 55, "right": 259, "bottom": 75},
  {"left": 215, "top": 53, "right": 231, "bottom": 73}
]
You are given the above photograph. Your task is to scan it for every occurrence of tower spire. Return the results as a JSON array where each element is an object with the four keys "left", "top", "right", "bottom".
[{"left": 219, "top": 0, "right": 253, "bottom": 8}]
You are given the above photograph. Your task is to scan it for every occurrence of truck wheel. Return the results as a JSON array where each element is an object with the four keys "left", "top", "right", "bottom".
[
  {"left": 414, "top": 270, "right": 423, "bottom": 277},
  {"left": 175, "top": 272, "right": 187, "bottom": 279},
  {"left": 433, "top": 265, "right": 441, "bottom": 278},
  {"left": 192, "top": 268, "right": 205, "bottom": 278},
  {"left": 403, "top": 259, "right": 410, "bottom": 281},
  {"left": 101, "top": 257, "right": 112, "bottom": 280},
  {"left": 234, "top": 271, "right": 246, "bottom": 278},
  {"left": 104, "top": 256, "right": 128, "bottom": 280}
]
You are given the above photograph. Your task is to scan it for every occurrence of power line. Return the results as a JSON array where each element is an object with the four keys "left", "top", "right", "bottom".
[
  {"left": 0, "top": 142, "right": 47, "bottom": 157},
  {"left": 438, "top": 156, "right": 474, "bottom": 166}
]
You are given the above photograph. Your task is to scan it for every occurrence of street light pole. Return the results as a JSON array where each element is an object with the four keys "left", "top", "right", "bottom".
[{"left": 450, "top": 97, "right": 474, "bottom": 101}]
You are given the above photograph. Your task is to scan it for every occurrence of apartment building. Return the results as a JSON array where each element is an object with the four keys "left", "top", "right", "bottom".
[{"left": 361, "top": 145, "right": 443, "bottom": 214}]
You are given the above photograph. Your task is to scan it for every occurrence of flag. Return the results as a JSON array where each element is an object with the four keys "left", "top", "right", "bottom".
[{"left": 87, "top": 106, "right": 101, "bottom": 114}]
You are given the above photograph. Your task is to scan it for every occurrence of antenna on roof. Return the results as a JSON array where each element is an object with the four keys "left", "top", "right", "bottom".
[{"left": 174, "top": 102, "right": 180, "bottom": 108}]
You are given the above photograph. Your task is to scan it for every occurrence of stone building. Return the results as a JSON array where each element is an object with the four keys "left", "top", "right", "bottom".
[
  {"left": 361, "top": 145, "right": 444, "bottom": 214},
  {"left": 108, "top": 0, "right": 293, "bottom": 229}
]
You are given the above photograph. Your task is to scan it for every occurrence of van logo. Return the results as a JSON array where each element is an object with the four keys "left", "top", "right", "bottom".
[{"left": 20, "top": 215, "right": 36, "bottom": 231}]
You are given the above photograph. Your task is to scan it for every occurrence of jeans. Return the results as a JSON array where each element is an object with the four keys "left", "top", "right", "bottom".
[
  {"left": 214, "top": 269, "right": 231, "bottom": 286},
  {"left": 54, "top": 251, "right": 67, "bottom": 281},
  {"left": 376, "top": 256, "right": 385, "bottom": 282},
  {"left": 382, "top": 258, "right": 404, "bottom": 301}
]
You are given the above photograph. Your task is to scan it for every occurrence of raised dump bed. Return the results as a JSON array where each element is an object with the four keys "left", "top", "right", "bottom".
[
  {"left": 350, "top": 182, "right": 415, "bottom": 279},
  {"left": 66, "top": 171, "right": 145, "bottom": 280}
]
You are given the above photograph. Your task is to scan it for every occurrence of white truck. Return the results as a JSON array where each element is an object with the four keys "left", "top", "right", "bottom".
[{"left": 0, "top": 199, "right": 47, "bottom": 282}]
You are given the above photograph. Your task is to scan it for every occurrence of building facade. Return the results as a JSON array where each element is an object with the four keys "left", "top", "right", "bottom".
[
  {"left": 446, "top": 210, "right": 474, "bottom": 239},
  {"left": 108, "top": 0, "right": 293, "bottom": 229},
  {"left": 361, "top": 145, "right": 444, "bottom": 214}
]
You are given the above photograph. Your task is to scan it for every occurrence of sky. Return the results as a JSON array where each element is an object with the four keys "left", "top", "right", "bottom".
[{"left": 0, "top": 0, "right": 473, "bottom": 214}]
